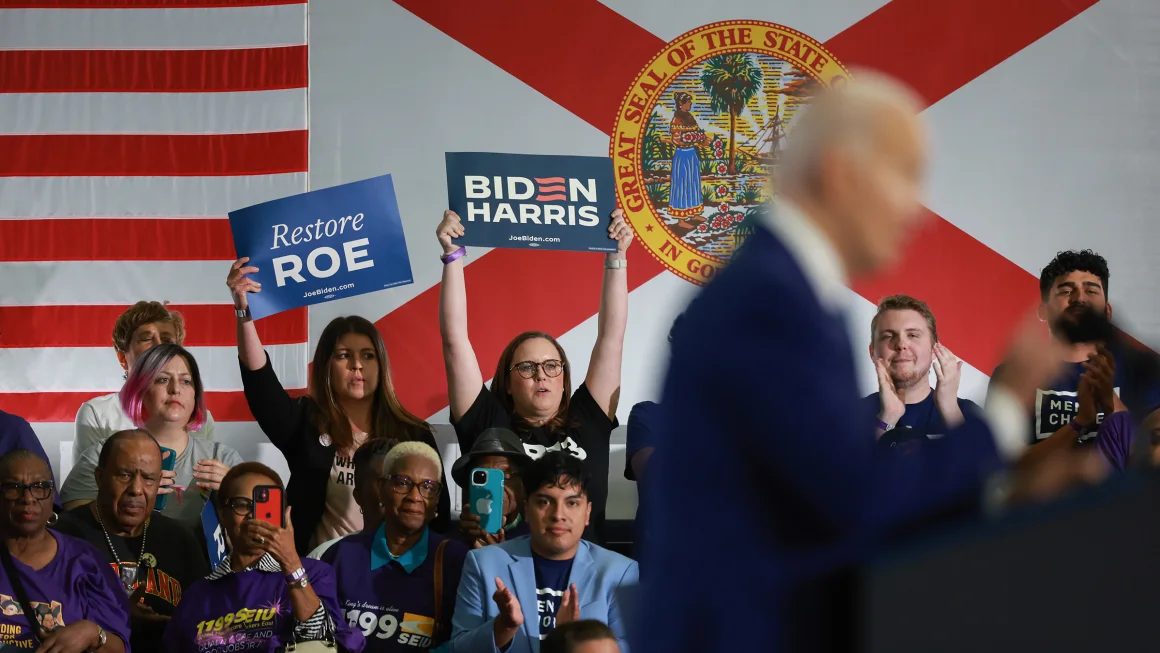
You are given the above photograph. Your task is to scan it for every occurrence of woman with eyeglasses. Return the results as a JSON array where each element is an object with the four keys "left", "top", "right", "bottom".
[
  {"left": 227, "top": 261, "right": 451, "bottom": 557},
  {"left": 0, "top": 449, "right": 129, "bottom": 652},
  {"left": 166, "top": 462, "right": 364, "bottom": 652},
  {"left": 436, "top": 209, "right": 633, "bottom": 544},
  {"left": 321, "top": 441, "right": 467, "bottom": 652}
]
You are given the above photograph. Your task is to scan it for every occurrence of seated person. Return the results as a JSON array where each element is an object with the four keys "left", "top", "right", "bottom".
[
  {"left": 990, "top": 250, "right": 1128, "bottom": 443},
  {"left": 53, "top": 429, "right": 210, "bottom": 652},
  {"left": 451, "top": 452, "right": 638, "bottom": 653},
  {"left": 62, "top": 344, "right": 243, "bottom": 531},
  {"left": 74, "top": 301, "right": 216, "bottom": 459},
  {"left": 308, "top": 437, "right": 400, "bottom": 559},
  {"left": 0, "top": 409, "right": 54, "bottom": 488},
  {"left": 166, "top": 462, "right": 364, "bottom": 652},
  {"left": 864, "top": 295, "right": 978, "bottom": 449},
  {"left": 454, "top": 428, "right": 532, "bottom": 548},
  {"left": 323, "top": 442, "right": 468, "bottom": 652},
  {"left": 0, "top": 449, "right": 129, "bottom": 652},
  {"left": 542, "top": 621, "right": 621, "bottom": 653}
]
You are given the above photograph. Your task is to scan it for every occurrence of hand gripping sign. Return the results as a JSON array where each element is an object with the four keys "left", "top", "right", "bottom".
[
  {"left": 445, "top": 152, "right": 618, "bottom": 253},
  {"left": 228, "top": 174, "right": 415, "bottom": 320}
]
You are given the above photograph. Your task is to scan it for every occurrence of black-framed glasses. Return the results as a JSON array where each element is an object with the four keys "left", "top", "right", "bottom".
[
  {"left": 224, "top": 497, "right": 254, "bottom": 517},
  {"left": 0, "top": 481, "right": 54, "bottom": 501},
  {"left": 385, "top": 475, "right": 442, "bottom": 500},
  {"left": 510, "top": 359, "right": 565, "bottom": 379}
]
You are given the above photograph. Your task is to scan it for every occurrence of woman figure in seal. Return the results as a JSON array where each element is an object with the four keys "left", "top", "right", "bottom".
[{"left": 668, "top": 91, "right": 706, "bottom": 225}]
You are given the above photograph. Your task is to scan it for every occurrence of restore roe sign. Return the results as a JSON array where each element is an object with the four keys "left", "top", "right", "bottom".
[{"left": 228, "top": 174, "right": 414, "bottom": 320}]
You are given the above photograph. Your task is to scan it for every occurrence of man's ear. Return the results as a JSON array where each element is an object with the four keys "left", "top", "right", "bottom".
[
  {"left": 585, "top": 500, "right": 592, "bottom": 527},
  {"left": 1106, "top": 302, "right": 1114, "bottom": 320},
  {"left": 116, "top": 349, "right": 129, "bottom": 372},
  {"left": 1036, "top": 302, "right": 1048, "bottom": 323}
]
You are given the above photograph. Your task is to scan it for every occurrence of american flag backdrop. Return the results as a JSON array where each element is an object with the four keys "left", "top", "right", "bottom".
[
  {"left": 2, "top": 0, "right": 1159, "bottom": 518},
  {"left": 0, "top": 0, "right": 310, "bottom": 479}
]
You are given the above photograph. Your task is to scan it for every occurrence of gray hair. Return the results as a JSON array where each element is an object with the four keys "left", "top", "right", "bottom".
[{"left": 779, "top": 69, "right": 924, "bottom": 196}]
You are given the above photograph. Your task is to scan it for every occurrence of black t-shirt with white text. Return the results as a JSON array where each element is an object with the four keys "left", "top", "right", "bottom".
[
  {"left": 453, "top": 384, "right": 615, "bottom": 544},
  {"left": 53, "top": 505, "right": 210, "bottom": 652},
  {"left": 532, "top": 554, "right": 574, "bottom": 640}
]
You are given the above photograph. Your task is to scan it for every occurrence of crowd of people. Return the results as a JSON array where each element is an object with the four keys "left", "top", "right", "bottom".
[{"left": 1, "top": 75, "right": 1156, "bottom": 653}]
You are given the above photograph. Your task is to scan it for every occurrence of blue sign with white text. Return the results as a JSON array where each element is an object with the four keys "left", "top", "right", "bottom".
[
  {"left": 228, "top": 174, "right": 414, "bottom": 320},
  {"left": 201, "top": 498, "right": 227, "bottom": 568},
  {"left": 445, "top": 152, "right": 618, "bottom": 253}
]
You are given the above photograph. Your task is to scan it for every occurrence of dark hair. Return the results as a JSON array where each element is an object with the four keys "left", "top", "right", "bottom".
[
  {"left": 119, "top": 343, "right": 207, "bottom": 431},
  {"left": 217, "top": 462, "right": 283, "bottom": 509},
  {"left": 542, "top": 620, "right": 617, "bottom": 653},
  {"left": 1039, "top": 250, "right": 1110, "bottom": 301},
  {"left": 353, "top": 437, "right": 399, "bottom": 488},
  {"left": 97, "top": 429, "right": 160, "bottom": 469},
  {"left": 310, "top": 316, "right": 433, "bottom": 453},
  {"left": 673, "top": 92, "right": 692, "bottom": 106},
  {"left": 524, "top": 451, "right": 589, "bottom": 498},
  {"left": 0, "top": 449, "right": 50, "bottom": 480},
  {"left": 490, "top": 331, "right": 575, "bottom": 435}
]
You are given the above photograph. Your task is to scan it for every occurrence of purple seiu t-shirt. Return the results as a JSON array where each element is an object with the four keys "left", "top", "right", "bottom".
[
  {"left": 0, "top": 530, "right": 130, "bottom": 651},
  {"left": 322, "top": 529, "right": 467, "bottom": 652},
  {"left": 1096, "top": 411, "right": 1137, "bottom": 471},
  {"left": 164, "top": 557, "right": 364, "bottom": 653}
]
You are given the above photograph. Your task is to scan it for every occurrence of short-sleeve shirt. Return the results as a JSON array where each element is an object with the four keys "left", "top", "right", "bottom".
[
  {"left": 53, "top": 506, "right": 210, "bottom": 652},
  {"left": 73, "top": 392, "right": 216, "bottom": 461},
  {"left": 453, "top": 384, "right": 616, "bottom": 543},
  {"left": 322, "top": 526, "right": 467, "bottom": 651},
  {"left": 532, "top": 554, "right": 574, "bottom": 640},
  {"left": 0, "top": 530, "right": 131, "bottom": 650},
  {"left": 992, "top": 360, "right": 1127, "bottom": 445},
  {"left": 862, "top": 392, "right": 980, "bottom": 450},
  {"left": 62, "top": 435, "right": 244, "bottom": 530}
]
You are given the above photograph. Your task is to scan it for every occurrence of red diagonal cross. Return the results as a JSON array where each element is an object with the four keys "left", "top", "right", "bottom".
[{"left": 384, "top": 0, "right": 1098, "bottom": 417}]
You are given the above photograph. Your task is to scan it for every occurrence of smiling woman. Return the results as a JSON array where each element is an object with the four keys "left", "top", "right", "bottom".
[{"left": 228, "top": 259, "right": 450, "bottom": 556}]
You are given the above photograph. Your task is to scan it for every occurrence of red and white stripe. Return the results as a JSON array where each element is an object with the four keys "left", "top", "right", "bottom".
[{"left": 0, "top": 0, "right": 309, "bottom": 470}]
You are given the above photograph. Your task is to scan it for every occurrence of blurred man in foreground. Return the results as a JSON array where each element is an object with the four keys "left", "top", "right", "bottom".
[{"left": 638, "top": 72, "right": 1076, "bottom": 653}]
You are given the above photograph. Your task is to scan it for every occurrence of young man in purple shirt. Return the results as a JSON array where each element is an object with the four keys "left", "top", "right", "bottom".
[
  {"left": 451, "top": 452, "right": 637, "bottom": 653},
  {"left": 863, "top": 295, "right": 979, "bottom": 450}
]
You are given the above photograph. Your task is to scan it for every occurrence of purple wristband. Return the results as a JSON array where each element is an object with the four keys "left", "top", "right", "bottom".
[{"left": 441, "top": 246, "right": 467, "bottom": 264}]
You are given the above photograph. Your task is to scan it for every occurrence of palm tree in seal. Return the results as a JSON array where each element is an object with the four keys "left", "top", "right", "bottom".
[{"left": 699, "top": 53, "right": 763, "bottom": 175}]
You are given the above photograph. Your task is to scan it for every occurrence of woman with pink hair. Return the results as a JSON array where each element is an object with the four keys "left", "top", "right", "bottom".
[{"left": 60, "top": 344, "right": 244, "bottom": 529}]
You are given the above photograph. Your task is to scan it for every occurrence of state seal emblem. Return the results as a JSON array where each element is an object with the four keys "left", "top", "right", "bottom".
[{"left": 611, "top": 21, "right": 849, "bottom": 284}]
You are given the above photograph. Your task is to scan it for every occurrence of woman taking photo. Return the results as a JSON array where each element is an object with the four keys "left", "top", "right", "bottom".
[
  {"left": 166, "top": 463, "right": 364, "bottom": 652},
  {"left": 436, "top": 208, "right": 632, "bottom": 543},
  {"left": 61, "top": 344, "right": 243, "bottom": 530},
  {"left": 322, "top": 441, "right": 467, "bottom": 652},
  {"left": 0, "top": 449, "right": 129, "bottom": 652},
  {"left": 228, "top": 259, "right": 449, "bottom": 556}
]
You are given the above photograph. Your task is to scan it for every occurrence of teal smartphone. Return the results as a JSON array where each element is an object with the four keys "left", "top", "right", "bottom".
[
  {"left": 155, "top": 446, "right": 177, "bottom": 511},
  {"left": 468, "top": 468, "right": 505, "bottom": 534}
]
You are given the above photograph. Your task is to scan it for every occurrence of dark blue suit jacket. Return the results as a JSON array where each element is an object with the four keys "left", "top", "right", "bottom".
[{"left": 637, "top": 226, "right": 1005, "bottom": 653}]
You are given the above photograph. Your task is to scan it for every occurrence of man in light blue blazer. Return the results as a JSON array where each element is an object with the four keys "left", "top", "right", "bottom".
[{"left": 452, "top": 452, "right": 637, "bottom": 653}]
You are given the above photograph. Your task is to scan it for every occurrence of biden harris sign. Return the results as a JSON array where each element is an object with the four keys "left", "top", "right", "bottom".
[
  {"left": 228, "top": 174, "right": 414, "bottom": 320},
  {"left": 445, "top": 152, "right": 618, "bottom": 253}
]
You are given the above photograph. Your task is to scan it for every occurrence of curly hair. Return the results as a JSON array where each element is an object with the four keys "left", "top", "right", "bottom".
[{"left": 1039, "top": 250, "right": 1109, "bottom": 301}]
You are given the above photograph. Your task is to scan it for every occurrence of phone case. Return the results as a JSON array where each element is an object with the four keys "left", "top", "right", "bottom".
[
  {"left": 252, "top": 485, "right": 285, "bottom": 528},
  {"left": 155, "top": 446, "right": 178, "bottom": 512},
  {"left": 468, "top": 468, "right": 505, "bottom": 534}
]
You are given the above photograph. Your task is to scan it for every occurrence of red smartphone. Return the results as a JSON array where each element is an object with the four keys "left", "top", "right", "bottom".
[{"left": 252, "top": 485, "right": 285, "bottom": 528}]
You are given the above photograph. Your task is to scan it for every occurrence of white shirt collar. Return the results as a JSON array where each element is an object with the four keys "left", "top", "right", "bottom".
[{"left": 758, "top": 199, "right": 849, "bottom": 313}]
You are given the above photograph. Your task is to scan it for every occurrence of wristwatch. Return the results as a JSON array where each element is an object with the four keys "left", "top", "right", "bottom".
[
  {"left": 876, "top": 419, "right": 895, "bottom": 432},
  {"left": 234, "top": 306, "right": 251, "bottom": 319},
  {"left": 88, "top": 625, "right": 107, "bottom": 651}
]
